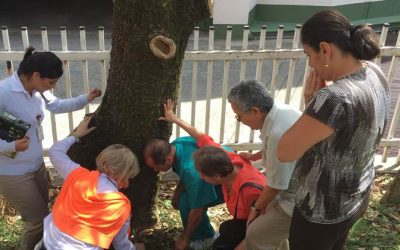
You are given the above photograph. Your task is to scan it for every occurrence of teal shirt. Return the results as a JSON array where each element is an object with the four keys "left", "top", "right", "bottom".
[
  {"left": 172, "top": 137, "right": 222, "bottom": 208},
  {"left": 171, "top": 137, "right": 222, "bottom": 240}
]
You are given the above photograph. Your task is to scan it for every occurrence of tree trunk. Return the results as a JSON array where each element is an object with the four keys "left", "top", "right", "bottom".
[
  {"left": 382, "top": 170, "right": 400, "bottom": 204},
  {"left": 67, "top": 0, "right": 212, "bottom": 230}
]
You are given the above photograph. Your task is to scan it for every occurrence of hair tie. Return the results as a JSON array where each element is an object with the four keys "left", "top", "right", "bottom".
[
  {"left": 349, "top": 25, "right": 357, "bottom": 38},
  {"left": 31, "top": 50, "right": 38, "bottom": 55}
]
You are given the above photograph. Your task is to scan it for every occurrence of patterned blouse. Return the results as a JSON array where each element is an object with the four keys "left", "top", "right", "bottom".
[{"left": 295, "top": 62, "right": 391, "bottom": 224}]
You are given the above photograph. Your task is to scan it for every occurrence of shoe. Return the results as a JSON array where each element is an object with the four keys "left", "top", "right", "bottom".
[{"left": 189, "top": 232, "right": 219, "bottom": 250}]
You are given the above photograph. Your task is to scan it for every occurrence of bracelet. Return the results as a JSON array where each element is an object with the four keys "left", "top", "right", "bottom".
[
  {"left": 71, "top": 133, "right": 81, "bottom": 143},
  {"left": 251, "top": 201, "right": 262, "bottom": 213}
]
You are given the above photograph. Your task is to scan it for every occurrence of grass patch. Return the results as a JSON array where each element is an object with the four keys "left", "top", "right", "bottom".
[
  {"left": 0, "top": 215, "right": 22, "bottom": 250},
  {"left": 348, "top": 200, "right": 400, "bottom": 249},
  {"left": 135, "top": 181, "right": 183, "bottom": 250},
  {"left": 347, "top": 174, "right": 400, "bottom": 250}
]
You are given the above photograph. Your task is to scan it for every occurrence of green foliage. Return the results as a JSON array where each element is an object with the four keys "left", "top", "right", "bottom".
[
  {"left": 0, "top": 216, "right": 22, "bottom": 250},
  {"left": 347, "top": 175, "right": 400, "bottom": 250},
  {"left": 347, "top": 200, "right": 400, "bottom": 249},
  {"left": 156, "top": 199, "right": 182, "bottom": 228},
  {"left": 135, "top": 198, "right": 182, "bottom": 250}
]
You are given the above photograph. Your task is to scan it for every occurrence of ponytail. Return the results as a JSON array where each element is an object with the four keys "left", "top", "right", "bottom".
[
  {"left": 22, "top": 47, "right": 36, "bottom": 61},
  {"left": 301, "top": 10, "right": 380, "bottom": 61},
  {"left": 18, "top": 46, "right": 63, "bottom": 79},
  {"left": 350, "top": 24, "right": 380, "bottom": 60}
]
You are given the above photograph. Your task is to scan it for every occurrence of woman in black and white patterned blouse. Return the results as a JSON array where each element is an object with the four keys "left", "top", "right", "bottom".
[{"left": 277, "top": 10, "right": 391, "bottom": 250}]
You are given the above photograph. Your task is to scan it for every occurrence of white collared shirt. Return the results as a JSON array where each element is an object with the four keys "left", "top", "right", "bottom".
[
  {"left": 0, "top": 72, "right": 89, "bottom": 175},
  {"left": 260, "top": 102, "right": 301, "bottom": 216}
]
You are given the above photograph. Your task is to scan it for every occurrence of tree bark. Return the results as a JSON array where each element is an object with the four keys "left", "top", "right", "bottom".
[{"left": 67, "top": 0, "right": 211, "bottom": 230}]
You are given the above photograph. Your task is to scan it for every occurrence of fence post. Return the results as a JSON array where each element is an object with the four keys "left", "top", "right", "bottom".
[
  {"left": 249, "top": 25, "right": 268, "bottom": 143},
  {"left": 375, "top": 23, "right": 389, "bottom": 66},
  {"left": 1, "top": 26, "right": 13, "bottom": 75},
  {"left": 284, "top": 24, "right": 301, "bottom": 104},
  {"left": 21, "top": 26, "right": 29, "bottom": 49},
  {"left": 98, "top": 26, "right": 107, "bottom": 94},
  {"left": 255, "top": 25, "right": 266, "bottom": 81},
  {"left": 80, "top": 26, "right": 90, "bottom": 114},
  {"left": 234, "top": 25, "right": 251, "bottom": 143},
  {"left": 41, "top": 26, "right": 58, "bottom": 143},
  {"left": 382, "top": 94, "right": 400, "bottom": 162},
  {"left": 387, "top": 30, "right": 400, "bottom": 85},
  {"left": 299, "top": 58, "right": 310, "bottom": 111},
  {"left": 60, "top": 26, "right": 74, "bottom": 132},
  {"left": 191, "top": 27, "right": 199, "bottom": 127},
  {"left": 270, "top": 25, "right": 284, "bottom": 97},
  {"left": 219, "top": 26, "right": 232, "bottom": 143},
  {"left": 205, "top": 26, "right": 215, "bottom": 135}
]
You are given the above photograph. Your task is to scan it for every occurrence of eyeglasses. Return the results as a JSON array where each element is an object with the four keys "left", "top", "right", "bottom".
[{"left": 234, "top": 109, "right": 251, "bottom": 123}]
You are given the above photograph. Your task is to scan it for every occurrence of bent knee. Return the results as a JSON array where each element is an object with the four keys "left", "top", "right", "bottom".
[{"left": 245, "top": 222, "right": 263, "bottom": 240}]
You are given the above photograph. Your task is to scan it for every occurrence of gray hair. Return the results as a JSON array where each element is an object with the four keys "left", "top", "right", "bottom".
[
  {"left": 96, "top": 144, "right": 140, "bottom": 188},
  {"left": 227, "top": 80, "right": 273, "bottom": 113}
]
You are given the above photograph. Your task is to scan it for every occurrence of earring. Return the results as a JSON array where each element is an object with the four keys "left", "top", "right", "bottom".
[{"left": 325, "top": 64, "right": 329, "bottom": 68}]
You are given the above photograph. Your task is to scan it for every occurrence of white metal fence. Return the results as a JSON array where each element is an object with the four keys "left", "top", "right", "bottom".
[{"left": 0, "top": 24, "right": 399, "bottom": 172}]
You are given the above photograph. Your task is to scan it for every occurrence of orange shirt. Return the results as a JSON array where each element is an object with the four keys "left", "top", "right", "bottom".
[
  {"left": 197, "top": 134, "right": 266, "bottom": 220},
  {"left": 53, "top": 167, "right": 131, "bottom": 249}
]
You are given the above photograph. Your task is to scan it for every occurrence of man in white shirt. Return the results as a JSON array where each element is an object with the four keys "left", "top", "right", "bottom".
[{"left": 228, "top": 80, "right": 301, "bottom": 250}]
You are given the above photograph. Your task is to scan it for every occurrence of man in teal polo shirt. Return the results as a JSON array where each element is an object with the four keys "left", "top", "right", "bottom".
[{"left": 144, "top": 137, "right": 222, "bottom": 250}]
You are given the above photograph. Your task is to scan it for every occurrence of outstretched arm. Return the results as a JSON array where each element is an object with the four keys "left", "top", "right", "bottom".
[
  {"left": 160, "top": 99, "right": 203, "bottom": 140},
  {"left": 239, "top": 151, "right": 262, "bottom": 162},
  {"left": 44, "top": 88, "right": 101, "bottom": 114},
  {"left": 49, "top": 116, "right": 96, "bottom": 178}
]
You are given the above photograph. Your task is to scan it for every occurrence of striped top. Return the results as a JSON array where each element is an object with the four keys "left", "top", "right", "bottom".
[{"left": 295, "top": 61, "right": 390, "bottom": 224}]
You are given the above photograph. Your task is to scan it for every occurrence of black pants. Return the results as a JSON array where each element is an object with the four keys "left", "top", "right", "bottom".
[
  {"left": 289, "top": 194, "right": 370, "bottom": 250},
  {"left": 212, "top": 219, "right": 247, "bottom": 250}
]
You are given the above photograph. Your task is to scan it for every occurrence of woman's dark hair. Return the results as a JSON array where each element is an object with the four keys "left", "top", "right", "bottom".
[
  {"left": 18, "top": 46, "right": 63, "bottom": 78},
  {"left": 192, "top": 146, "right": 233, "bottom": 177},
  {"left": 301, "top": 10, "right": 380, "bottom": 60}
]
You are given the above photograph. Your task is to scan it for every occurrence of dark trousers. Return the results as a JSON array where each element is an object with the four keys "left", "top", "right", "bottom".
[
  {"left": 212, "top": 219, "right": 247, "bottom": 250},
  {"left": 289, "top": 194, "right": 369, "bottom": 250}
]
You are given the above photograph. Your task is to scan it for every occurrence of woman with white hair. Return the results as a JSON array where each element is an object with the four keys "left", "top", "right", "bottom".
[{"left": 42, "top": 117, "right": 140, "bottom": 250}]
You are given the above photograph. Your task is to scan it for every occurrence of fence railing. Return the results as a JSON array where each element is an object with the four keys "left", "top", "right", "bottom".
[{"left": 1, "top": 24, "right": 399, "bottom": 172}]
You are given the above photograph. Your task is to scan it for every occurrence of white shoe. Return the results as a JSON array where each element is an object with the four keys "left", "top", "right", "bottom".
[{"left": 189, "top": 232, "right": 219, "bottom": 250}]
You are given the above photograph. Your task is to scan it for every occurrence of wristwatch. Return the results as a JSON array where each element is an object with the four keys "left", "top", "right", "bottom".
[{"left": 71, "top": 133, "right": 81, "bottom": 143}]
